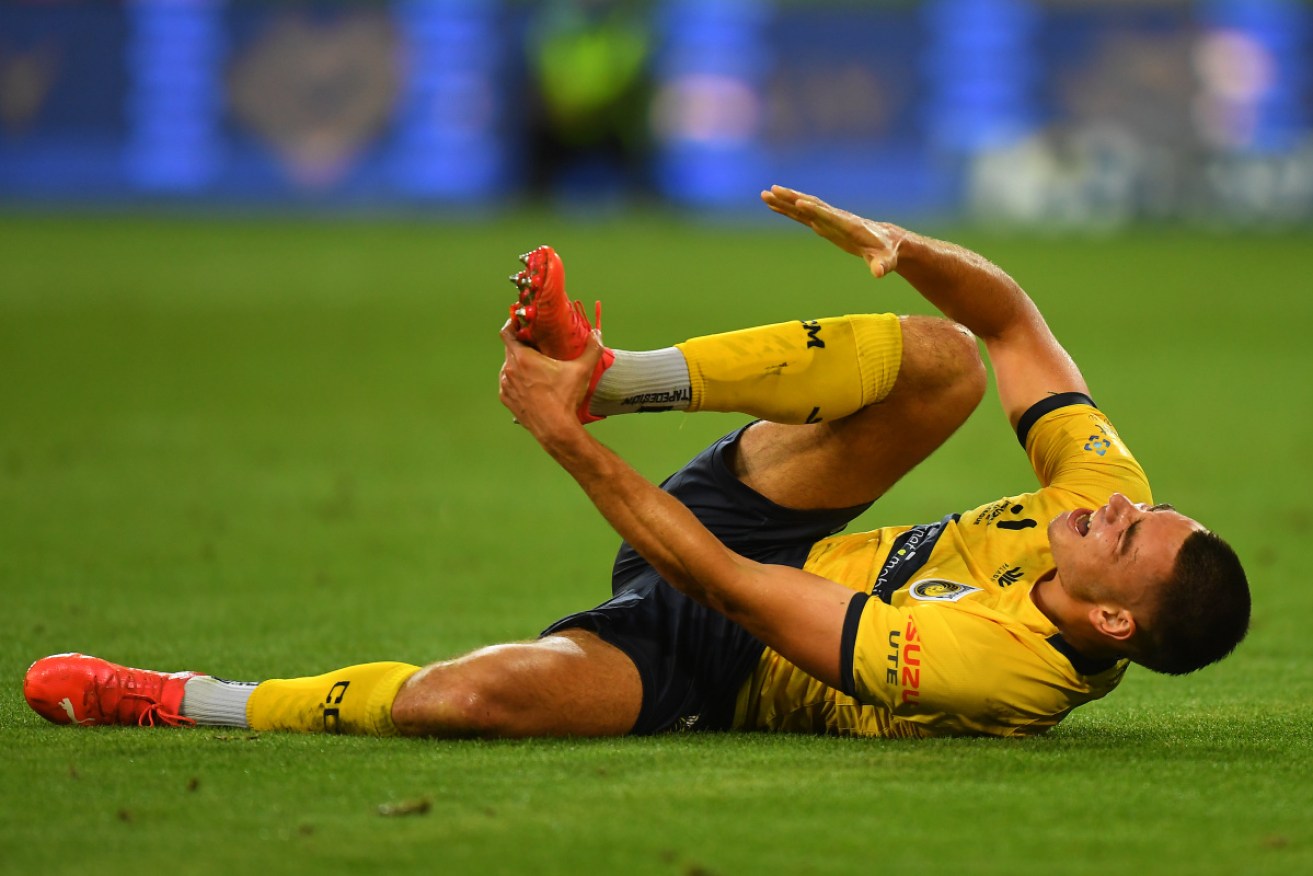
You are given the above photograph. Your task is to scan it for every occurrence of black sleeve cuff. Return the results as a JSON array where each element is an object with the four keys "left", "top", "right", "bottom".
[
  {"left": 838, "top": 592, "right": 869, "bottom": 698},
  {"left": 1015, "top": 392, "right": 1097, "bottom": 447}
]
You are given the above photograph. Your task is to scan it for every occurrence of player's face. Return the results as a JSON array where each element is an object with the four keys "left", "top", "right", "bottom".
[{"left": 1048, "top": 493, "right": 1204, "bottom": 608}]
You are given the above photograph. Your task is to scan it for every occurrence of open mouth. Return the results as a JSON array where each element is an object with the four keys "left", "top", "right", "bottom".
[{"left": 1071, "top": 509, "right": 1093, "bottom": 537}]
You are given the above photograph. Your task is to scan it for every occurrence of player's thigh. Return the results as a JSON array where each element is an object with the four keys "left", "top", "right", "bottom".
[
  {"left": 732, "top": 316, "right": 985, "bottom": 510},
  {"left": 392, "top": 629, "right": 641, "bottom": 738}
]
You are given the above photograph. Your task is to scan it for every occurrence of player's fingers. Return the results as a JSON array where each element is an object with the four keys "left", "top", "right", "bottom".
[
  {"left": 776, "top": 198, "right": 828, "bottom": 232},
  {"left": 578, "top": 329, "right": 604, "bottom": 372},
  {"left": 501, "top": 323, "right": 548, "bottom": 368},
  {"left": 499, "top": 320, "right": 520, "bottom": 350},
  {"left": 761, "top": 189, "right": 802, "bottom": 219},
  {"left": 763, "top": 184, "right": 821, "bottom": 216},
  {"left": 791, "top": 196, "right": 843, "bottom": 231},
  {"left": 792, "top": 201, "right": 850, "bottom": 240},
  {"left": 797, "top": 191, "right": 829, "bottom": 211},
  {"left": 801, "top": 197, "right": 849, "bottom": 227}
]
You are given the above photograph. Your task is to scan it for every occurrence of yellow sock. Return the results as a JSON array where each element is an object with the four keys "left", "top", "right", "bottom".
[
  {"left": 246, "top": 661, "right": 419, "bottom": 736},
  {"left": 675, "top": 313, "right": 902, "bottom": 424}
]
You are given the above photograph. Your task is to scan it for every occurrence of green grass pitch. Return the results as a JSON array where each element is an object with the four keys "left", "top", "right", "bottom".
[{"left": 1, "top": 211, "right": 1310, "bottom": 875}]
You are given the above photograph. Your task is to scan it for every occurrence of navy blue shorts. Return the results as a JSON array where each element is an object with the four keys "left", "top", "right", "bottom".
[{"left": 541, "top": 424, "right": 873, "bottom": 735}]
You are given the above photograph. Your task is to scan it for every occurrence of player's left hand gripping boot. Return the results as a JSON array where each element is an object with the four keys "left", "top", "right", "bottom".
[{"left": 508, "top": 245, "right": 615, "bottom": 424}]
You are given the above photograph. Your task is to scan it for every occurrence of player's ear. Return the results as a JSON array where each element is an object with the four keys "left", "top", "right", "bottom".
[{"left": 1089, "top": 605, "right": 1136, "bottom": 642}]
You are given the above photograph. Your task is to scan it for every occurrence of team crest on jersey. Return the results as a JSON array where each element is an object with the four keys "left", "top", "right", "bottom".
[{"left": 909, "top": 578, "right": 981, "bottom": 602}]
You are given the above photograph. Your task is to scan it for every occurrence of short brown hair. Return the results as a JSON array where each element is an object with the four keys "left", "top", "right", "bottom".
[{"left": 1135, "top": 530, "right": 1251, "bottom": 675}]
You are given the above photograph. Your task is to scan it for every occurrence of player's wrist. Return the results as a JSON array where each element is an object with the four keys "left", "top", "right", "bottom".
[
  {"left": 884, "top": 225, "right": 920, "bottom": 275},
  {"left": 533, "top": 414, "right": 594, "bottom": 462}
]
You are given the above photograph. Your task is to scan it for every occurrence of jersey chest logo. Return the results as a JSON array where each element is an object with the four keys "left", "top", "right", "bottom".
[{"left": 908, "top": 578, "right": 981, "bottom": 603}]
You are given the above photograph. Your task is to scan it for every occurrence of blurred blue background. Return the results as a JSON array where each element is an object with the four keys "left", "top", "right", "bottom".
[{"left": 1, "top": 0, "right": 1309, "bottom": 225}]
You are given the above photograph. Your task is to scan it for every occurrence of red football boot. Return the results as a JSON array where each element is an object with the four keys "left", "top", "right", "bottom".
[
  {"left": 508, "top": 245, "right": 615, "bottom": 424},
  {"left": 24, "top": 653, "right": 199, "bottom": 728}
]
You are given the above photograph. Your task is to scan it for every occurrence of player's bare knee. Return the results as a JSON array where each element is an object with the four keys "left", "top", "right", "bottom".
[
  {"left": 901, "top": 316, "right": 986, "bottom": 404},
  {"left": 944, "top": 322, "right": 987, "bottom": 404},
  {"left": 391, "top": 663, "right": 517, "bottom": 738},
  {"left": 434, "top": 681, "right": 510, "bottom": 737}
]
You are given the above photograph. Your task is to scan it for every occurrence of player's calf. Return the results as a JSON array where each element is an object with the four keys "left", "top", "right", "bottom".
[
  {"left": 504, "top": 248, "right": 909, "bottom": 425},
  {"left": 24, "top": 652, "right": 419, "bottom": 737}
]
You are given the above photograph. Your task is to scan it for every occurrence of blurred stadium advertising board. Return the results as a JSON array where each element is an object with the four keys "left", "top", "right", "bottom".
[{"left": 0, "top": 0, "right": 1308, "bottom": 224}]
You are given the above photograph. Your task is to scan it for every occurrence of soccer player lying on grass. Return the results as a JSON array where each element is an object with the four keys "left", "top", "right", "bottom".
[{"left": 25, "top": 186, "right": 1251, "bottom": 739}]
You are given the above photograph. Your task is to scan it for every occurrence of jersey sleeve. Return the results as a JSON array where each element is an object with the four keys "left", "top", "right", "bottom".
[
  {"left": 1015, "top": 393, "right": 1151, "bottom": 504},
  {"left": 840, "top": 593, "right": 1076, "bottom": 736}
]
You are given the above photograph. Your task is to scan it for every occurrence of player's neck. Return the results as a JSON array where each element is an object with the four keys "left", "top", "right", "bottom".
[
  {"left": 1030, "top": 575, "right": 1124, "bottom": 660},
  {"left": 1029, "top": 572, "right": 1065, "bottom": 625}
]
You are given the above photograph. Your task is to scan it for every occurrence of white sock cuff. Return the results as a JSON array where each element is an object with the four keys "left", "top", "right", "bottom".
[
  {"left": 591, "top": 347, "right": 692, "bottom": 416},
  {"left": 181, "top": 675, "right": 259, "bottom": 728}
]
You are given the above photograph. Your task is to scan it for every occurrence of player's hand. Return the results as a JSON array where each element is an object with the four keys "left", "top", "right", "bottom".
[
  {"left": 498, "top": 321, "right": 601, "bottom": 444},
  {"left": 760, "top": 185, "right": 906, "bottom": 279}
]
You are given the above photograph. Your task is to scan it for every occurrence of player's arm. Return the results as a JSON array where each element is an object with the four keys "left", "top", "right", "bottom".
[
  {"left": 498, "top": 325, "right": 853, "bottom": 688},
  {"left": 761, "top": 185, "right": 1088, "bottom": 428}
]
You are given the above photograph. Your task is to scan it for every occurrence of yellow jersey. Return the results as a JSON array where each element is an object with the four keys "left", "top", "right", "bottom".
[{"left": 731, "top": 394, "right": 1151, "bottom": 738}]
